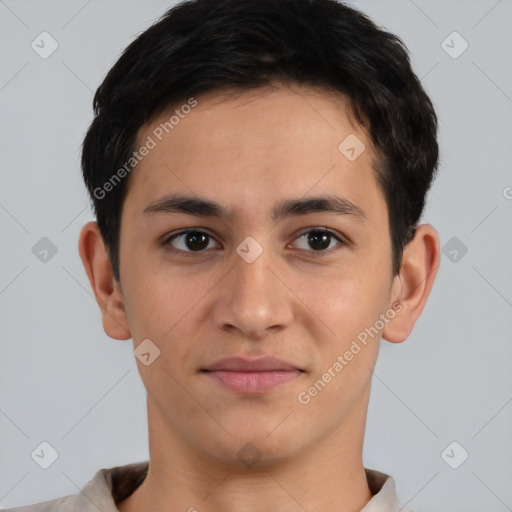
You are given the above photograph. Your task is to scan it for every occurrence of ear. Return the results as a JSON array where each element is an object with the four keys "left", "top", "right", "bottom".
[
  {"left": 78, "top": 221, "right": 131, "bottom": 340},
  {"left": 382, "top": 224, "right": 440, "bottom": 344}
]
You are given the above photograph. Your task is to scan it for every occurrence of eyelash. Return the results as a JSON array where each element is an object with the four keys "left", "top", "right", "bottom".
[{"left": 162, "top": 227, "right": 348, "bottom": 257}]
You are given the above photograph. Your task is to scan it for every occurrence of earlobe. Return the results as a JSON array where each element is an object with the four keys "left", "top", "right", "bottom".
[
  {"left": 382, "top": 224, "right": 441, "bottom": 344},
  {"left": 78, "top": 221, "right": 131, "bottom": 340}
]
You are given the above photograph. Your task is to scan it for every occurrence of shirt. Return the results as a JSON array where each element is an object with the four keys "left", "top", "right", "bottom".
[{"left": 1, "top": 461, "right": 413, "bottom": 512}]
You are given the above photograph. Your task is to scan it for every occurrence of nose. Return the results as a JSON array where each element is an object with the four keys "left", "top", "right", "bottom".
[{"left": 211, "top": 242, "right": 295, "bottom": 340}]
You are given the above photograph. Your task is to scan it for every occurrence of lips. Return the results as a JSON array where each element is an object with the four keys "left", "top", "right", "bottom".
[
  {"left": 202, "top": 356, "right": 302, "bottom": 372},
  {"left": 201, "top": 356, "right": 304, "bottom": 393}
]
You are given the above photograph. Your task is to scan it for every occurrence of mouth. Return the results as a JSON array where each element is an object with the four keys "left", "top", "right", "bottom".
[{"left": 200, "top": 356, "right": 305, "bottom": 394}]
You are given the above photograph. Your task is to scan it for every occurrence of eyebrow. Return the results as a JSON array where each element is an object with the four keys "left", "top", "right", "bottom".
[{"left": 142, "top": 193, "right": 367, "bottom": 223}]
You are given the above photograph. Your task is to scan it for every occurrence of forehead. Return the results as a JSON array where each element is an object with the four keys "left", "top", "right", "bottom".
[{"left": 124, "top": 83, "right": 385, "bottom": 225}]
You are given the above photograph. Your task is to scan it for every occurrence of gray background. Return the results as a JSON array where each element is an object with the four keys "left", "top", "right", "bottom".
[{"left": 1, "top": 1, "right": 511, "bottom": 510}]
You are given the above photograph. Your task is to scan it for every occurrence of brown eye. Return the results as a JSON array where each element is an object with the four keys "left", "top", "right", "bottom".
[
  {"left": 165, "top": 230, "right": 218, "bottom": 253},
  {"left": 292, "top": 228, "right": 346, "bottom": 253}
]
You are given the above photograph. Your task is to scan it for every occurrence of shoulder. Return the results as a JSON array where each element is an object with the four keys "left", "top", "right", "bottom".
[
  {"left": 363, "top": 467, "right": 414, "bottom": 512},
  {"left": 1, "top": 461, "right": 149, "bottom": 512},
  {"left": 1, "top": 494, "right": 75, "bottom": 512}
]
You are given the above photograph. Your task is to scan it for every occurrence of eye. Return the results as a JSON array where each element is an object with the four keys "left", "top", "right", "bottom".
[
  {"left": 164, "top": 229, "right": 220, "bottom": 254},
  {"left": 291, "top": 228, "right": 346, "bottom": 254}
]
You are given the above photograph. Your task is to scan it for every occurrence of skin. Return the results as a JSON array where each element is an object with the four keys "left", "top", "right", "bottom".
[{"left": 79, "top": 83, "right": 440, "bottom": 512}]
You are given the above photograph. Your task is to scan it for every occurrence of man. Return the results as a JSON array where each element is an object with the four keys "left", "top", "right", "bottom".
[{"left": 4, "top": 0, "right": 440, "bottom": 510}]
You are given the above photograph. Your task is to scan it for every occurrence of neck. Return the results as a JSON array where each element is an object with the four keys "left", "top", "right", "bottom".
[{"left": 118, "top": 396, "right": 373, "bottom": 512}]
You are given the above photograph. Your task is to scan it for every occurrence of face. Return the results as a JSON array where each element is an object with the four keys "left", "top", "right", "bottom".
[{"left": 116, "top": 84, "right": 401, "bottom": 467}]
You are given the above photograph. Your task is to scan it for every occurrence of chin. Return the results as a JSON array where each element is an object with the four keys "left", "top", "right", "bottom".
[{"left": 198, "top": 429, "right": 305, "bottom": 470}]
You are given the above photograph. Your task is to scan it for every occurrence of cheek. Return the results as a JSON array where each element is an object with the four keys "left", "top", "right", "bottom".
[
  {"left": 126, "top": 272, "right": 202, "bottom": 391},
  {"left": 300, "top": 276, "right": 386, "bottom": 409},
  {"left": 301, "top": 271, "right": 386, "bottom": 341},
  {"left": 123, "top": 261, "right": 209, "bottom": 339}
]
